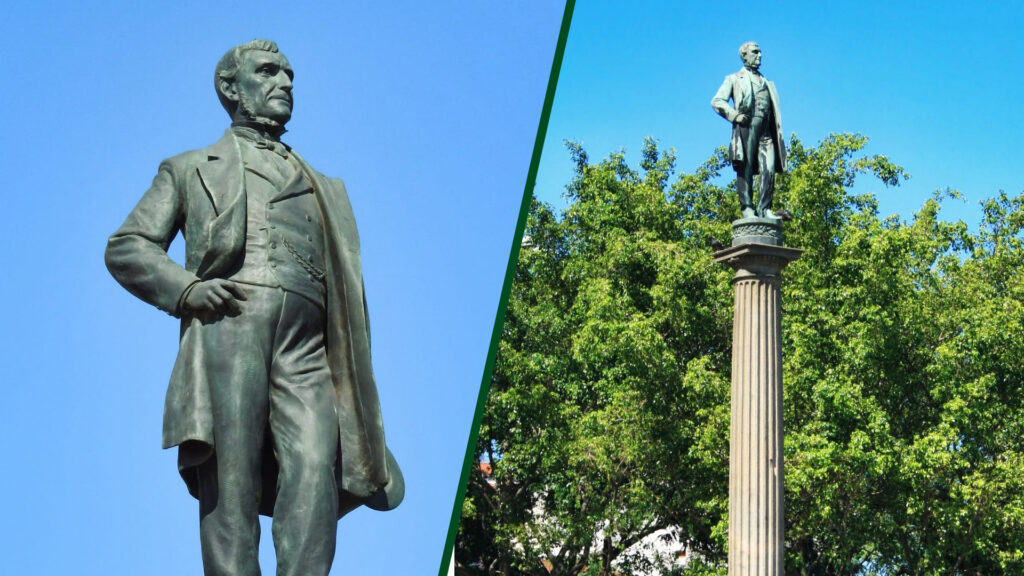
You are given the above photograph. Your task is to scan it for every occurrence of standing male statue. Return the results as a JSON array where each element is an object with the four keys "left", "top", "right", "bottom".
[
  {"left": 712, "top": 41, "right": 787, "bottom": 220},
  {"left": 105, "top": 39, "right": 403, "bottom": 576}
]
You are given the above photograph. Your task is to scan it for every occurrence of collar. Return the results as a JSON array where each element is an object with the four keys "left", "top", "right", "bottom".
[
  {"left": 231, "top": 124, "right": 291, "bottom": 158},
  {"left": 231, "top": 122, "right": 286, "bottom": 141}
]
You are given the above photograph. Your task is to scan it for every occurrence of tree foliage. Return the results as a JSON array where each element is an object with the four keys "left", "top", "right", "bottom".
[{"left": 456, "top": 134, "right": 1024, "bottom": 576}]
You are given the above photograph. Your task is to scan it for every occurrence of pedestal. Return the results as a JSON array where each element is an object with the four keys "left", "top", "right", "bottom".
[{"left": 714, "top": 218, "right": 801, "bottom": 576}]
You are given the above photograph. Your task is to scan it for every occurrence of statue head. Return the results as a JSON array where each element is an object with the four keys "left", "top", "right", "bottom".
[
  {"left": 215, "top": 39, "right": 294, "bottom": 135},
  {"left": 739, "top": 41, "right": 761, "bottom": 71}
]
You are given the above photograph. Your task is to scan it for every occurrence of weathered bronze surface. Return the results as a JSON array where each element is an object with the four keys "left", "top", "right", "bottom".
[
  {"left": 712, "top": 41, "right": 787, "bottom": 220},
  {"left": 105, "top": 39, "right": 403, "bottom": 576}
]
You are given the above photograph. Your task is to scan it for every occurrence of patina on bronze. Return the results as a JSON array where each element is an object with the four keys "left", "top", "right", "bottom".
[
  {"left": 105, "top": 39, "right": 403, "bottom": 576},
  {"left": 712, "top": 41, "right": 787, "bottom": 220}
]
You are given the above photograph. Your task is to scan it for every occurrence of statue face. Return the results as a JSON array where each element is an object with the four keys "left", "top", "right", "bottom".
[
  {"left": 742, "top": 45, "right": 762, "bottom": 70},
  {"left": 233, "top": 50, "right": 294, "bottom": 126}
]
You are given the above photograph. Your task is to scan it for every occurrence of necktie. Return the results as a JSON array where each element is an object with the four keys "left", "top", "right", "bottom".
[
  {"left": 232, "top": 125, "right": 290, "bottom": 158},
  {"left": 253, "top": 138, "right": 290, "bottom": 159}
]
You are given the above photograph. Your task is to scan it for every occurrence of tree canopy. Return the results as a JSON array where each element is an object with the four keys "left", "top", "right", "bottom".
[{"left": 456, "top": 134, "right": 1024, "bottom": 576}]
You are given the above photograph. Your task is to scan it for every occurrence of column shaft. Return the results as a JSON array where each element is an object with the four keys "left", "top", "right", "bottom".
[{"left": 728, "top": 275, "right": 783, "bottom": 576}]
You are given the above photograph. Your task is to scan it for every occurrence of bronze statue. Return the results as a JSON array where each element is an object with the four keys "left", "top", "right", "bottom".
[
  {"left": 105, "top": 39, "right": 403, "bottom": 576},
  {"left": 712, "top": 41, "right": 787, "bottom": 220}
]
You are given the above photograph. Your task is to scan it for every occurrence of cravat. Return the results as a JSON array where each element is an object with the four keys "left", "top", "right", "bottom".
[{"left": 232, "top": 125, "right": 290, "bottom": 159}]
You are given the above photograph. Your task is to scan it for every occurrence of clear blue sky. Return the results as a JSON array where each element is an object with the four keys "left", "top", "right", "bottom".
[
  {"left": 536, "top": 1, "right": 1024, "bottom": 228},
  {"left": 0, "top": 2, "right": 564, "bottom": 574}
]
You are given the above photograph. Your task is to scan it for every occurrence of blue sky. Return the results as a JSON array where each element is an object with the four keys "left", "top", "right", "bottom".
[
  {"left": 536, "top": 1, "right": 1023, "bottom": 228},
  {"left": 0, "top": 2, "right": 564, "bottom": 574}
]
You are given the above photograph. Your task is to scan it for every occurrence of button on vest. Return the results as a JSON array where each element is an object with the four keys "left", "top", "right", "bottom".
[
  {"left": 753, "top": 79, "right": 773, "bottom": 122},
  {"left": 227, "top": 141, "right": 327, "bottom": 308},
  {"left": 266, "top": 178, "right": 327, "bottom": 308}
]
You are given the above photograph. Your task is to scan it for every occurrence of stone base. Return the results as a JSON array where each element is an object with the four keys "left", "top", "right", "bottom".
[{"left": 732, "top": 217, "right": 783, "bottom": 247}]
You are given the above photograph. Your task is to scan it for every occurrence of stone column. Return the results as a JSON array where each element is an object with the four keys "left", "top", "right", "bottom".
[{"left": 713, "top": 218, "right": 801, "bottom": 576}]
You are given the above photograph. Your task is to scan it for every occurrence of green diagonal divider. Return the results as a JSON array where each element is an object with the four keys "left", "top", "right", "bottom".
[{"left": 437, "top": 1, "right": 576, "bottom": 574}]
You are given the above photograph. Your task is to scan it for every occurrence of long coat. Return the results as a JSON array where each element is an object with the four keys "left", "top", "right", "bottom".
[
  {"left": 711, "top": 67, "right": 787, "bottom": 174},
  {"left": 105, "top": 131, "right": 403, "bottom": 517}
]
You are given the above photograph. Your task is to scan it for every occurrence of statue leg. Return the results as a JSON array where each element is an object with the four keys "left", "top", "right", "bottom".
[
  {"left": 269, "top": 291, "right": 339, "bottom": 576},
  {"left": 757, "top": 135, "right": 776, "bottom": 217},
  {"left": 739, "top": 124, "right": 759, "bottom": 218},
  {"left": 195, "top": 286, "right": 282, "bottom": 576},
  {"left": 736, "top": 170, "right": 756, "bottom": 218},
  {"left": 746, "top": 117, "right": 769, "bottom": 217}
]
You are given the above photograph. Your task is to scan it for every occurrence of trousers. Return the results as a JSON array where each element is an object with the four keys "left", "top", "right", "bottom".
[
  {"left": 194, "top": 284, "right": 339, "bottom": 576},
  {"left": 736, "top": 115, "right": 777, "bottom": 215}
]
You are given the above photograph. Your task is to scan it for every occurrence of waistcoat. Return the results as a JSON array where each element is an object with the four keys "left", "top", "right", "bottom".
[
  {"left": 228, "top": 141, "right": 327, "bottom": 308},
  {"left": 753, "top": 77, "right": 773, "bottom": 122}
]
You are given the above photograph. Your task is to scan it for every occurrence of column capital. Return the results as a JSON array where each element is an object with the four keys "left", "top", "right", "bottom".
[{"left": 714, "top": 243, "right": 803, "bottom": 280}]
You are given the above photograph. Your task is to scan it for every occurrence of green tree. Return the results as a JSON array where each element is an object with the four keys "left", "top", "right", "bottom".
[{"left": 456, "top": 134, "right": 1024, "bottom": 576}]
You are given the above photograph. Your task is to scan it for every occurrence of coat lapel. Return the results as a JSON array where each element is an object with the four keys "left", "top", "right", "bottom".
[
  {"left": 736, "top": 68, "right": 752, "bottom": 111},
  {"left": 197, "top": 131, "right": 244, "bottom": 215},
  {"left": 195, "top": 131, "right": 247, "bottom": 279}
]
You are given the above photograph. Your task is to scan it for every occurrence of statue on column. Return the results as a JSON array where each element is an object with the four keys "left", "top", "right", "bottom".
[
  {"left": 105, "top": 39, "right": 403, "bottom": 576},
  {"left": 712, "top": 41, "right": 788, "bottom": 220}
]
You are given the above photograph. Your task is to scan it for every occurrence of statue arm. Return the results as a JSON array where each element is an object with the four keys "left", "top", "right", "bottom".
[
  {"left": 105, "top": 161, "right": 199, "bottom": 317},
  {"left": 711, "top": 76, "right": 738, "bottom": 123}
]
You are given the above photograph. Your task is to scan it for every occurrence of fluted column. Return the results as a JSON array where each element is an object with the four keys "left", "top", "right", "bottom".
[{"left": 714, "top": 222, "right": 801, "bottom": 576}]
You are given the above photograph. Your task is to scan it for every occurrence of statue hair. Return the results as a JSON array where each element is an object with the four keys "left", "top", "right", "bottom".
[
  {"left": 215, "top": 39, "right": 280, "bottom": 116},
  {"left": 738, "top": 41, "right": 759, "bottom": 60}
]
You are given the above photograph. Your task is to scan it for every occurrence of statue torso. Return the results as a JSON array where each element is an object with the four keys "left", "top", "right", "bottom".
[{"left": 226, "top": 129, "right": 327, "bottom": 308}]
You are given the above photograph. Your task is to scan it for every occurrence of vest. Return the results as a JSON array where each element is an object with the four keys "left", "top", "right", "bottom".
[
  {"left": 752, "top": 76, "right": 773, "bottom": 123},
  {"left": 228, "top": 140, "right": 327, "bottom": 308}
]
